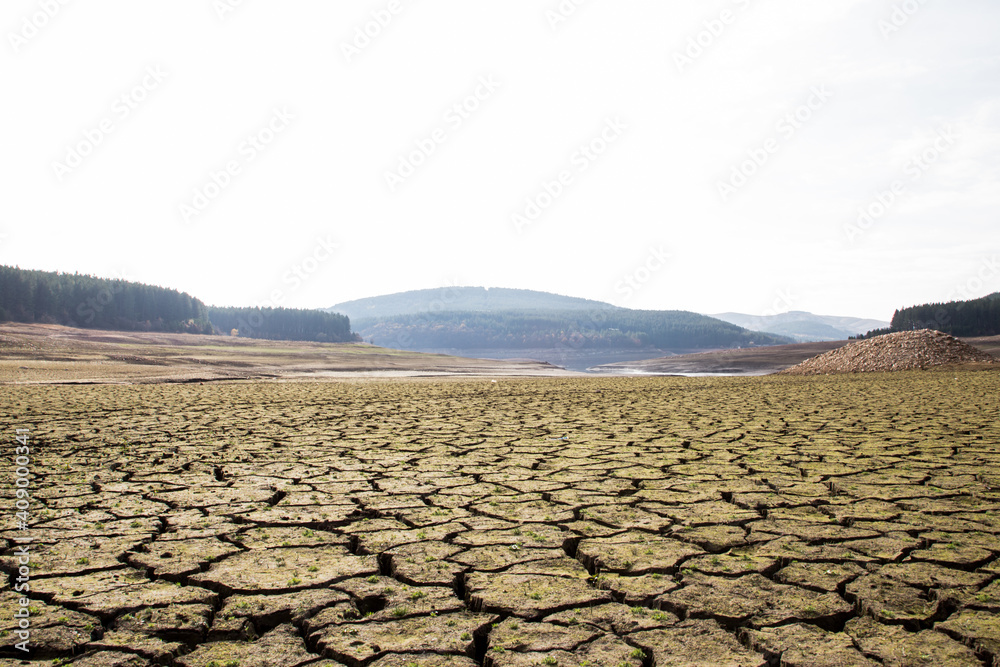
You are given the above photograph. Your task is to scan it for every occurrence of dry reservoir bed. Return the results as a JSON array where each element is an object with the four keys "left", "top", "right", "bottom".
[{"left": 2, "top": 373, "right": 1000, "bottom": 666}]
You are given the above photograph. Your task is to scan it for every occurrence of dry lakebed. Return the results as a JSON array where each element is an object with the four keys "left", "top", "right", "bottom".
[{"left": 2, "top": 365, "right": 1000, "bottom": 665}]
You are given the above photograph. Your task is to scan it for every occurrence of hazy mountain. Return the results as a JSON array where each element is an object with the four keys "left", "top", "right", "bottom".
[
  {"left": 330, "top": 287, "right": 615, "bottom": 321},
  {"left": 352, "top": 307, "right": 791, "bottom": 348},
  {"left": 710, "top": 311, "right": 891, "bottom": 343},
  {"left": 330, "top": 288, "right": 793, "bottom": 370}
]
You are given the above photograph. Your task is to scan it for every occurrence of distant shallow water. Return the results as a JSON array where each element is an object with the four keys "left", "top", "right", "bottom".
[
  {"left": 412, "top": 347, "right": 681, "bottom": 373},
  {"left": 596, "top": 368, "right": 774, "bottom": 377},
  {"left": 408, "top": 347, "right": 773, "bottom": 375}
]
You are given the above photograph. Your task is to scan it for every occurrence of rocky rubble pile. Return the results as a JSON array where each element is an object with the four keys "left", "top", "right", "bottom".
[{"left": 779, "top": 329, "right": 996, "bottom": 375}]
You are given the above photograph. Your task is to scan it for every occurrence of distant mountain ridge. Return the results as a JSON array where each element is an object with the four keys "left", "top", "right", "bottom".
[
  {"left": 709, "top": 311, "right": 891, "bottom": 343},
  {"left": 331, "top": 287, "right": 794, "bottom": 362},
  {"left": 330, "top": 287, "right": 614, "bottom": 321}
]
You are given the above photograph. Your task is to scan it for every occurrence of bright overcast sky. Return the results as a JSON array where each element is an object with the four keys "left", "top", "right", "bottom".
[{"left": 2, "top": 1, "right": 998, "bottom": 320}]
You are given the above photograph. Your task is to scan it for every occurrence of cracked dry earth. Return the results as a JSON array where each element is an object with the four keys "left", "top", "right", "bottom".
[{"left": 3, "top": 372, "right": 1000, "bottom": 667}]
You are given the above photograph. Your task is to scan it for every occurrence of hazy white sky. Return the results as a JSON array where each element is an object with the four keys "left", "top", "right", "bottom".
[{"left": 2, "top": 1, "right": 998, "bottom": 320}]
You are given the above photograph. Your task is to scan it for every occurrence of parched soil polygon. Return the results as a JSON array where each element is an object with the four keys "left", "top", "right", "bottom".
[{"left": 3, "top": 372, "right": 1000, "bottom": 664}]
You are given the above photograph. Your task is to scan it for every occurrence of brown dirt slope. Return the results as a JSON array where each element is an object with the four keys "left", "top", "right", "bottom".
[
  {"left": 779, "top": 329, "right": 997, "bottom": 375},
  {"left": 0, "top": 323, "right": 576, "bottom": 384},
  {"left": 594, "top": 341, "right": 849, "bottom": 375},
  {"left": 967, "top": 334, "right": 1000, "bottom": 358}
]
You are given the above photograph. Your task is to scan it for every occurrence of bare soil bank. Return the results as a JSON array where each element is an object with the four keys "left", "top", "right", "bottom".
[
  {"left": 594, "top": 340, "right": 850, "bottom": 375},
  {"left": 0, "top": 323, "right": 577, "bottom": 384},
  {"left": 597, "top": 335, "right": 1000, "bottom": 376},
  {"left": 4, "top": 323, "right": 998, "bottom": 383}
]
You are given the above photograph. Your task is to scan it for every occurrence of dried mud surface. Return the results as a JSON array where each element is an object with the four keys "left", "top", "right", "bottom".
[{"left": 3, "top": 371, "right": 1000, "bottom": 666}]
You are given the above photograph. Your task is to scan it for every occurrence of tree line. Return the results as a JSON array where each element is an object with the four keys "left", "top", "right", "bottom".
[
  {"left": 0, "top": 265, "right": 355, "bottom": 343},
  {"left": 208, "top": 307, "right": 354, "bottom": 343},
  {"left": 0, "top": 265, "right": 212, "bottom": 333},
  {"left": 854, "top": 292, "right": 1000, "bottom": 339}
]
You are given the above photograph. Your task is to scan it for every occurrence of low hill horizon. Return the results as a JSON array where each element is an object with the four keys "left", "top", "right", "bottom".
[
  {"left": 329, "top": 287, "right": 615, "bottom": 321},
  {"left": 710, "top": 311, "right": 891, "bottom": 343},
  {"left": 330, "top": 287, "right": 797, "bottom": 371}
]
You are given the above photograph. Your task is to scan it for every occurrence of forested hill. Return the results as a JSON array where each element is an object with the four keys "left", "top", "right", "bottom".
[
  {"left": 0, "top": 265, "right": 356, "bottom": 343},
  {"left": 331, "top": 287, "right": 616, "bottom": 320},
  {"left": 208, "top": 307, "right": 353, "bottom": 343},
  {"left": 0, "top": 265, "right": 212, "bottom": 333},
  {"left": 354, "top": 308, "right": 792, "bottom": 351},
  {"left": 859, "top": 292, "right": 1000, "bottom": 338}
]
